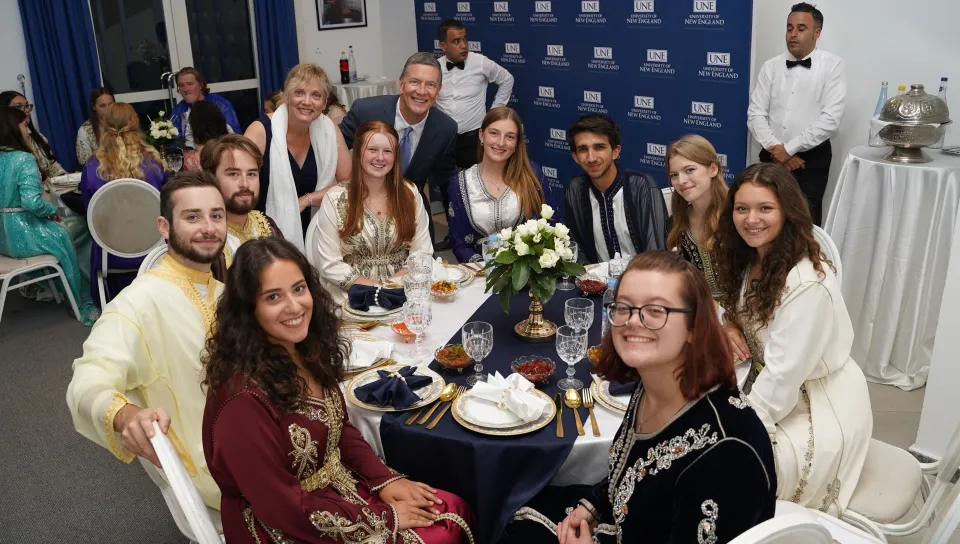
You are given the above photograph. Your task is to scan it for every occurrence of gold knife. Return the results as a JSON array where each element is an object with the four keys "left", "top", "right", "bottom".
[
  {"left": 405, "top": 405, "right": 428, "bottom": 424},
  {"left": 555, "top": 393, "right": 564, "bottom": 438}
]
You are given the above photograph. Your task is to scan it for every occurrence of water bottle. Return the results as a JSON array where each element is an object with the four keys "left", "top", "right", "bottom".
[
  {"left": 339, "top": 51, "right": 350, "bottom": 84},
  {"left": 868, "top": 81, "right": 888, "bottom": 146},
  {"left": 348, "top": 46, "right": 358, "bottom": 83},
  {"left": 609, "top": 252, "right": 624, "bottom": 279},
  {"left": 932, "top": 77, "right": 949, "bottom": 149},
  {"left": 601, "top": 277, "right": 618, "bottom": 339},
  {"left": 897, "top": 85, "right": 906, "bottom": 96}
]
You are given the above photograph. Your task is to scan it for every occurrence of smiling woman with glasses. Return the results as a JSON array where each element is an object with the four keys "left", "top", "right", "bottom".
[
  {"left": 0, "top": 90, "right": 66, "bottom": 181},
  {"left": 503, "top": 251, "right": 776, "bottom": 544}
]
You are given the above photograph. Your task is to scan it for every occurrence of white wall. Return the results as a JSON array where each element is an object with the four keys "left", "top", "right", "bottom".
[
  {"left": 0, "top": 0, "right": 33, "bottom": 114},
  {"left": 749, "top": 0, "right": 960, "bottom": 202}
]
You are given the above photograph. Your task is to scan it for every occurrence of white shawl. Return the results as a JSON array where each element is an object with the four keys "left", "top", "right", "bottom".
[{"left": 266, "top": 104, "right": 338, "bottom": 251}]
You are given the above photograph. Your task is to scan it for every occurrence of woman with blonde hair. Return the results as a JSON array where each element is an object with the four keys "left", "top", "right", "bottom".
[
  {"left": 446, "top": 107, "right": 549, "bottom": 263},
  {"left": 245, "top": 63, "right": 352, "bottom": 248},
  {"left": 80, "top": 102, "right": 167, "bottom": 306},
  {"left": 666, "top": 134, "right": 727, "bottom": 297},
  {"left": 311, "top": 120, "right": 431, "bottom": 301}
]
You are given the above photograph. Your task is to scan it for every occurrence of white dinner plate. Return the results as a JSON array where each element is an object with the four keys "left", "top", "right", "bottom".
[
  {"left": 590, "top": 379, "right": 633, "bottom": 414},
  {"left": 340, "top": 299, "right": 403, "bottom": 322},
  {"left": 452, "top": 389, "right": 556, "bottom": 436},
  {"left": 456, "top": 394, "right": 524, "bottom": 429}
]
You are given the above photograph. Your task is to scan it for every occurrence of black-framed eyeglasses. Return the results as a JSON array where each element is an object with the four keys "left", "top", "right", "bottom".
[
  {"left": 11, "top": 103, "right": 33, "bottom": 112},
  {"left": 604, "top": 302, "right": 692, "bottom": 330}
]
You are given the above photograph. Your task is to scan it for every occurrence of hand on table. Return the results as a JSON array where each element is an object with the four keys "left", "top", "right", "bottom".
[
  {"left": 723, "top": 323, "right": 751, "bottom": 363},
  {"left": 784, "top": 156, "right": 805, "bottom": 171},
  {"left": 767, "top": 144, "right": 791, "bottom": 164},
  {"left": 113, "top": 404, "right": 171, "bottom": 468},
  {"left": 379, "top": 479, "right": 442, "bottom": 513}
]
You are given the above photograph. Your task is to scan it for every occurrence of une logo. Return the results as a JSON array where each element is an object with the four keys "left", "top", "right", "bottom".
[
  {"left": 469, "top": 42, "right": 481, "bottom": 52},
  {"left": 693, "top": 0, "right": 717, "bottom": 12},
  {"left": 707, "top": 52, "right": 730, "bottom": 66},
  {"left": 539, "top": 86, "right": 555, "bottom": 98},
  {"left": 634, "top": 0, "right": 654, "bottom": 12},
  {"left": 547, "top": 45, "right": 564, "bottom": 56},
  {"left": 647, "top": 143, "right": 667, "bottom": 157},
  {"left": 542, "top": 167, "right": 558, "bottom": 178},
  {"left": 424, "top": 2, "right": 436, "bottom": 12},
  {"left": 634, "top": 96, "right": 655, "bottom": 109},
  {"left": 647, "top": 49, "right": 668, "bottom": 62},
  {"left": 692, "top": 101, "right": 715, "bottom": 115},
  {"left": 494, "top": 1, "right": 509, "bottom": 11},
  {"left": 550, "top": 128, "right": 567, "bottom": 140},
  {"left": 594, "top": 47, "right": 613, "bottom": 60},
  {"left": 584, "top": 91, "right": 602, "bottom": 103},
  {"left": 457, "top": 2, "right": 471, "bottom": 12},
  {"left": 535, "top": 1, "right": 552, "bottom": 12},
  {"left": 505, "top": 43, "right": 520, "bottom": 54},
  {"left": 581, "top": 1, "right": 600, "bottom": 12}
]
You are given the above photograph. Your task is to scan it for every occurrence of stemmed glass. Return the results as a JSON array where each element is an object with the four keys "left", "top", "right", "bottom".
[
  {"left": 565, "top": 298, "right": 594, "bottom": 333},
  {"left": 166, "top": 149, "right": 184, "bottom": 173},
  {"left": 481, "top": 237, "right": 503, "bottom": 263},
  {"left": 463, "top": 321, "right": 493, "bottom": 386},
  {"left": 556, "top": 325, "right": 587, "bottom": 391},
  {"left": 403, "top": 300, "right": 432, "bottom": 359},
  {"left": 557, "top": 241, "right": 579, "bottom": 291},
  {"left": 404, "top": 253, "right": 432, "bottom": 300}
]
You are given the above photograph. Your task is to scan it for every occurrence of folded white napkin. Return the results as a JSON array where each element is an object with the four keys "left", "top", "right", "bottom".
[
  {"left": 50, "top": 173, "right": 81, "bottom": 186},
  {"left": 349, "top": 339, "right": 394, "bottom": 369},
  {"left": 469, "top": 372, "right": 549, "bottom": 422},
  {"left": 433, "top": 257, "right": 449, "bottom": 281}
]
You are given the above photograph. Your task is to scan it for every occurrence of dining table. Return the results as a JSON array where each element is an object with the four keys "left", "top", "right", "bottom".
[{"left": 340, "top": 275, "right": 628, "bottom": 544}]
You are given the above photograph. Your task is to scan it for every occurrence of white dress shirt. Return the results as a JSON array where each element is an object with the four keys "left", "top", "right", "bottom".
[
  {"left": 435, "top": 52, "right": 515, "bottom": 134},
  {"left": 589, "top": 186, "right": 636, "bottom": 263},
  {"left": 747, "top": 48, "right": 846, "bottom": 156},
  {"left": 394, "top": 99, "right": 430, "bottom": 159}
]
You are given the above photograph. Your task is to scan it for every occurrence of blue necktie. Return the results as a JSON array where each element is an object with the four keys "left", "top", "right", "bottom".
[{"left": 400, "top": 127, "right": 413, "bottom": 173}]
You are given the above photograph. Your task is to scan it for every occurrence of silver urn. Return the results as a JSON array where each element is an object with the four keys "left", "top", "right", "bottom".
[{"left": 879, "top": 84, "right": 951, "bottom": 164}]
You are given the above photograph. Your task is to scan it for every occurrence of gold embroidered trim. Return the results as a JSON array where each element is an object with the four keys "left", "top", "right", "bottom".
[
  {"left": 819, "top": 478, "right": 841, "bottom": 514},
  {"left": 104, "top": 392, "right": 135, "bottom": 462},
  {"left": 369, "top": 475, "right": 406, "bottom": 493},
  {"left": 294, "top": 392, "right": 362, "bottom": 500},
  {"left": 433, "top": 513, "right": 475, "bottom": 544},
  {"left": 578, "top": 498, "right": 601, "bottom": 522},
  {"left": 697, "top": 500, "right": 719, "bottom": 544},
  {"left": 146, "top": 255, "right": 219, "bottom": 334},
  {"left": 243, "top": 506, "right": 294, "bottom": 544},
  {"left": 309, "top": 507, "right": 392, "bottom": 544},
  {"left": 288, "top": 424, "right": 320, "bottom": 479},
  {"left": 165, "top": 427, "right": 198, "bottom": 477},
  {"left": 224, "top": 211, "right": 273, "bottom": 267},
  {"left": 511, "top": 507, "right": 557, "bottom": 536},
  {"left": 791, "top": 385, "right": 815, "bottom": 504},
  {"left": 679, "top": 230, "right": 721, "bottom": 299}
]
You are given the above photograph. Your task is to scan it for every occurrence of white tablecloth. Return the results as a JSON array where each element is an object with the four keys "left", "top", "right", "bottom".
[
  {"left": 342, "top": 279, "right": 624, "bottom": 487},
  {"left": 825, "top": 145, "right": 960, "bottom": 390},
  {"left": 333, "top": 79, "right": 399, "bottom": 111}
]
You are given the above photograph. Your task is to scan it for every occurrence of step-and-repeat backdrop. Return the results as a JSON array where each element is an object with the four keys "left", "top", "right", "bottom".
[{"left": 416, "top": 0, "right": 754, "bottom": 220}]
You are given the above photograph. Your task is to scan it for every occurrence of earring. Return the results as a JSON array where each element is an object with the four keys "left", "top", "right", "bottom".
[{"left": 480, "top": 141, "right": 484, "bottom": 146}]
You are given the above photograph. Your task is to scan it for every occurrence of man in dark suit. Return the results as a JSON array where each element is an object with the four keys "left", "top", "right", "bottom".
[{"left": 340, "top": 52, "right": 458, "bottom": 249}]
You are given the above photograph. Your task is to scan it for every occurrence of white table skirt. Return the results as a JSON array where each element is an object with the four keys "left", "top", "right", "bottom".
[
  {"left": 333, "top": 80, "right": 399, "bottom": 111},
  {"left": 341, "top": 279, "right": 624, "bottom": 487},
  {"left": 825, "top": 145, "right": 960, "bottom": 390}
]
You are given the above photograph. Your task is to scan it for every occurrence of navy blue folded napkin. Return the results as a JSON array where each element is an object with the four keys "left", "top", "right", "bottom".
[
  {"left": 608, "top": 380, "right": 639, "bottom": 396},
  {"left": 347, "top": 285, "right": 406, "bottom": 312},
  {"left": 354, "top": 366, "right": 433, "bottom": 409}
]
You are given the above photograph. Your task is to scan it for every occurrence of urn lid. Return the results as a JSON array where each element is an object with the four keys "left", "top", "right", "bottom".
[{"left": 880, "top": 84, "right": 951, "bottom": 125}]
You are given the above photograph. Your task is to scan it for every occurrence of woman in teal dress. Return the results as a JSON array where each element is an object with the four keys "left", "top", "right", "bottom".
[{"left": 0, "top": 107, "right": 98, "bottom": 325}]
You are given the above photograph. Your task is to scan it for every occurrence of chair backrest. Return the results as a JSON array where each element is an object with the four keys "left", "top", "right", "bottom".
[
  {"left": 149, "top": 421, "right": 222, "bottom": 544},
  {"left": 662, "top": 187, "right": 674, "bottom": 218},
  {"left": 304, "top": 210, "right": 323, "bottom": 268},
  {"left": 812, "top": 225, "right": 843, "bottom": 286},
  {"left": 729, "top": 513, "right": 832, "bottom": 544},
  {"left": 138, "top": 243, "right": 169, "bottom": 276},
  {"left": 924, "top": 480, "right": 960, "bottom": 544},
  {"left": 87, "top": 178, "right": 164, "bottom": 258}
]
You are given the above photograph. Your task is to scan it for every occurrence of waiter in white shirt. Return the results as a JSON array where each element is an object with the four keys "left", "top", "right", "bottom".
[
  {"left": 747, "top": 2, "right": 845, "bottom": 225},
  {"left": 435, "top": 19, "right": 515, "bottom": 173}
]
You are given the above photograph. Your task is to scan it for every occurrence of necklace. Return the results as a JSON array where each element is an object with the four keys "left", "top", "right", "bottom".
[
  {"left": 636, "top": 393, "right": 683, "bottom": 429},
  {"left": 365, "top": 193, "right": 388, "bottom": 217}
]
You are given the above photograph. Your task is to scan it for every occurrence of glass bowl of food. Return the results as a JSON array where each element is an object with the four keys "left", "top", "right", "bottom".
[
  {"left": 391, "top": 318, "right": 417, "bottom": 342},
  {"left": 587, "top": 345, "right": 602, "bottom": 366},
  {"left": 430, "top": 279, "right": 459, "bottom": 301},
  {"left": 575, "top": 274, "right": 608, "bottom": 296},
  {"left": 435, "top": 344, "right": 473, "bottom": 372},
  {"left": 510, "top": 356, "right": 556, "bottom": 384}
]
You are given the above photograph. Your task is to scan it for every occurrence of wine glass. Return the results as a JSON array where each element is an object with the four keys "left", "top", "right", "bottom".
[
  {"left": 564, "top": 298, "right": 594, "bottom": 334},
  {"left": 481, "top": 237, "right": 503, "bottom": 263},
  {"left": 403, "top": 275, "right": 429, "bottom": 302},
  {"left": 166, "top": 151, "right": 184, "bottom": 173},
  {"left": 556, "top": 241, "right": 579, "bottom": 291},
  {"left": 556, "top": 325, "right": 587, "bottom": 391},
  {"left": 403, "top": 300, "right": 432, "bottom": 359},
  {"left": 406, "top": 252, "right": 433, "bottom": 282},
  {"left": 463, "top": 321, "right": 493, "bottom": 386}
]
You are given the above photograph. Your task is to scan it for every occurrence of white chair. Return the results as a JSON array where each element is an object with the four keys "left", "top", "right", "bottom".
[
  {"left": 0, "top": 253, "right": 81, "bottom": 328},
  {"left": 841, "top": 420, "right": 960, "bottom": 541},
  {"left": 137, "top": 243, "right": 169, "bottom": 276},
  {"left": 729, "top": 512, "right": 832, "bottom": 543},
  {"left": 87, "top": 178, "right": 164, "bottom": 308},
  {"left": 305, "top": 210, "right": 322, "bottom": 267},
  {"left": 775, "top": 501, "right": 883, "bottom": 543},
  {"left": 812, "top": 225, "right": 843, "bottom": 286},
  {"left": 662, "top": 187, "right": 674, "bottom": 217},
  {"left": 923, "top": 480, "right": 960, "bottom": 543}
]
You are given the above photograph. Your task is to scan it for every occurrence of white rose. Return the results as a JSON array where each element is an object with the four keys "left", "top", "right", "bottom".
[
  {"left": 158, "top": 110, "right": 165, "bottom": 117},
  {"left": 500, "top": 227, "right": 513, "bottom": 240},
  {"left": 515, "top": 241, "right": 530, "bottom": 256},
  {"left": 514, "top": 232, "right": 525, "bottom": 245},
  {"left": 169, "top": 127, "right": 179, "bottom": 137},
  {"left": 561, "top": 247, "right": 574, "bottom": 260},
  {"left": 554, "top": 238, "right": 566, "bottom": 251},
  {"left": 539, "top": 249, "right": 559, "bottom": 268},
  {"left": 537, "top": 218, "right": 548, "bottom": 229},
  {"left": 532, "top": 232, "right": 542, "bottom": 243},
  {"left": 540, "top": 204, "right": 555, "bottom": 220},
  {"left": 150, "top": 128, "right": 161, "bottom": 139},
  {"left": 554, "top": 223, "right": 570, "bottom": 239}
]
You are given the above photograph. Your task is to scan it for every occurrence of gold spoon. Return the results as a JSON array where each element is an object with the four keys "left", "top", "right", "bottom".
[
  {"left": 416, "top": 383, "right": 457, "bottom": 424},
  {"left": 565, "top": 388, "right": 585, "bottom": 436}
]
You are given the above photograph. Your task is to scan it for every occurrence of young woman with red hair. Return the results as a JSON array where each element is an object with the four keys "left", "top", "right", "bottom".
[{"left": 503, "top": 251, "right": 776, "bottom": 544}]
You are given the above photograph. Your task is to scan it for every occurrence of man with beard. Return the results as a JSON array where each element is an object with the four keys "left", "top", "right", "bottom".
[
  {"left": 67, "top": 171, "right": 228, "bottom": 510},
  {"left": 200, "top": 134, "right": 283, "bottom": 278}
]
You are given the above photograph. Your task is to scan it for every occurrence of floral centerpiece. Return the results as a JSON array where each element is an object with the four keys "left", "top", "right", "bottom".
[
  {"left": 145, "top": 110, "right": 182, "bottom": 159},
  {"left": 484, "top": 204, "right": 586, "bottom": 340}
]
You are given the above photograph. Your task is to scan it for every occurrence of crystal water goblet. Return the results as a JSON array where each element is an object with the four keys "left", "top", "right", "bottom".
[
  {"left": 556, "top": 325, "right": 587, "bottom": 391},
  {"left": 463, "top": 321, "right": 494, "bottom": 386}
]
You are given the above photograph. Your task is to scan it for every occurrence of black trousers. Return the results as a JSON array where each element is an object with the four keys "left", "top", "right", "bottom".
[{"left": 759, "top": 140, "right": 832, "bottom": 226}]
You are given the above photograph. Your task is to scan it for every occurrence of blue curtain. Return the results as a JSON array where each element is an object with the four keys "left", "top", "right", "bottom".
[
  {"left": 17, "top": 1, "right": 102, "bottom": 173},
  {"left": 254, "top": 0, "right": 300, "bottom": 100}
]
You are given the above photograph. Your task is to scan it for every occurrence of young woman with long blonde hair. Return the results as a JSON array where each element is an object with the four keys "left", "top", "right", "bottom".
[
  {"left": 666, "top": 134, "right": 727, "bottom": 297},
  {"left": 446, "top": 106, "right": 548, "bottom": 263},
  {"left": 80, "top": 102, "right": 167, "bottom": 306}
]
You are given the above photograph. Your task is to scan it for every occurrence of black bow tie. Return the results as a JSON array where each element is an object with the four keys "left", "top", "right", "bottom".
[
  {"left": 446, "top": 61, "right": 465, "bottom": 71},
  {"left": 786, "top": 57, "right": 812, "bottom": 69}
]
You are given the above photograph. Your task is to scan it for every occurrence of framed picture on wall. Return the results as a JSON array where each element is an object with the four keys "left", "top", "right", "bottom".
[{"left": 316, "top": 0, "right": 367, "bottom": 30}]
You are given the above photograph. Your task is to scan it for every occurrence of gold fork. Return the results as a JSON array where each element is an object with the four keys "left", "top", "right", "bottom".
[
  {"left": 426, "top": 386, "right": 465, "bottom": 429},
  {"left": 583, "top": 387, "right": 600, "bottom": 437}
]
